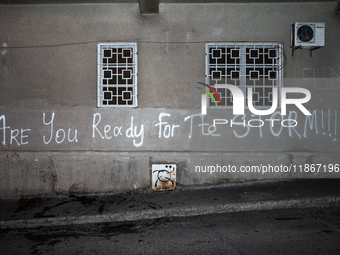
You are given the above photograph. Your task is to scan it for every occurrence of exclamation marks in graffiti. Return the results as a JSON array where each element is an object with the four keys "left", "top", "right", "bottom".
[
  {"left": 335, "top": 110, "right": 337, "bottom": 138},
  {"left": 321, "top": 109, "right": 337, "bottom": 142},
  {"left": 328, "top": 109, "right": 330, "bottom": 134}
]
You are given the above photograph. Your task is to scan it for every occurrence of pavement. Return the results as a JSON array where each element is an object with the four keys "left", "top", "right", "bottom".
[{"left": 1, "top": 178, "right": 340, "bottom": 229}]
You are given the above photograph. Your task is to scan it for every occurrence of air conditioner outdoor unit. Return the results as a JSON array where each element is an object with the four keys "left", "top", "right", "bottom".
[{"left": 291, "top": 22, "right": 325, "bottom": 56}]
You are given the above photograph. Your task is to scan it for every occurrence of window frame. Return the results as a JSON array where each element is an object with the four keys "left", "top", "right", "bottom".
[
  {"left": 205, "top": 42, "right": 284, "bottom": 109},
  {"left": 97, "top": 42, "right": 138, "bottom": 108}
]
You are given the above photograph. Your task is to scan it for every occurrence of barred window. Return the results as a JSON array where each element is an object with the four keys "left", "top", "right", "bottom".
[
  {"left": 97, "top": 43, "right": 138, "bottom": 107},
  {"left": 205, "top": 42, "right": 284, "bottom": 109}
]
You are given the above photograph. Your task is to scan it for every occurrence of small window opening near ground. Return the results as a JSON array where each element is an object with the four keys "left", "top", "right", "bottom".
[
  {"left": 97, "top": 43, "right": 138, "bottom": 107},
  {"left": 205, "top": 42, "right": 284, "bottom": 109}
]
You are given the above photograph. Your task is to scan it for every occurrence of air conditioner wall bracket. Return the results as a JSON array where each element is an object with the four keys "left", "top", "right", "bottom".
[{"left": 291, "top": 46, "right": 322, "bottom": 57}]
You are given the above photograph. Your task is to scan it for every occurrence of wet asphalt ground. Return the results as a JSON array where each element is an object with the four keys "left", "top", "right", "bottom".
[
  {"left": 1, "top": 206, "right": 340, "bottom": 254},
  {"left": 1, "top": 179, "right": 340, "bottom": 254}
]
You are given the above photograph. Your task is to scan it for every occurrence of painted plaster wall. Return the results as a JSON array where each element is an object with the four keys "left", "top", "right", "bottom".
[{"left": 0, "top": 2, "right": 340, "bottom": 197}]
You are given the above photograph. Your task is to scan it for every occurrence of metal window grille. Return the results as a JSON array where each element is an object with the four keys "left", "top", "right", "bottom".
[
  {"left": 205, "top": 42, "right": 284, "bottom": 109},
  {"left": 97, "top": 43, "right": 138, "bottom": 107}
]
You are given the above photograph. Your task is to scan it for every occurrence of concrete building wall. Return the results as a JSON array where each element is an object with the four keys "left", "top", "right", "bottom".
[{"left": 1, "top": 2, "right": 340, "bottom": 198}]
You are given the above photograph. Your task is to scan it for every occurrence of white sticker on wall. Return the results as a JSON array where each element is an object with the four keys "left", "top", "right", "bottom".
[{"left": 152, "top": 164, "right": 176, "bottom": 191}]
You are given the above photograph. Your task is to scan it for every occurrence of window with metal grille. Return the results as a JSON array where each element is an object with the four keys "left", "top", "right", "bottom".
[
  {"left": 97, "top": 43, "right": 137, "bottom": 107},
  {"left": 205, "top": 42, "right": 284, "bottom": 109}
]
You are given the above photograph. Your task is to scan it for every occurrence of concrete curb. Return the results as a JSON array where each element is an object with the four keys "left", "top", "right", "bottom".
[{"left": 1, "top": 196, "right": 340, "bottom": 229}]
